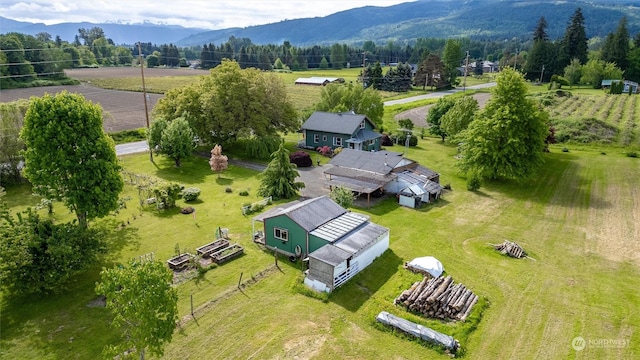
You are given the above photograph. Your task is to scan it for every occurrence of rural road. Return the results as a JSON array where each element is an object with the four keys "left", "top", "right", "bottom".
[{"left": 383, "top": 82, "right": 495, "bottom": 106}]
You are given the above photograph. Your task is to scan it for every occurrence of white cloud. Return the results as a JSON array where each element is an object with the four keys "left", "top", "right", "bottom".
[{"left": 0, "top": 0, "right": 413, "bottom": 29}]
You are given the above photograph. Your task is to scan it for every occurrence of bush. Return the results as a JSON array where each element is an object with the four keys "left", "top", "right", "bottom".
[
  {"left": 317, "top": 146, "right": 332, "bottom": 157},
  {"left": 289, "top": 151, "right": 313, "bottom": 167},
  {"left": 397, "top": 134, "right": 418, "bottom": 147},
  {"left": 466, "top": 173, "right": 481, "bottom": 191},
  {"left": 239, "top": 190, "right": 249, "bottom": 196},
  {"left": 225, "top": 187, "right": 233, "bottom": 193},
  {"left": 381, "top": 134, "right": 394, "bottom": 146},
  {"left": 562, "top": 147, "right": 570, "bottom": 152},
  {"left": 626, "top": 151, "right": 638, "bottom": 158},
  {"left": 181, "top": 187, "right": 201, "bottom": 202},
  {"left": 333, "top": 147, "right": 343, "bottom": 156}
]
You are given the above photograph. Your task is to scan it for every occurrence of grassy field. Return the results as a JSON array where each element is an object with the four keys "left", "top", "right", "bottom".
[{"left": 2, "top": 136, "right": 639, "bottom": 359}]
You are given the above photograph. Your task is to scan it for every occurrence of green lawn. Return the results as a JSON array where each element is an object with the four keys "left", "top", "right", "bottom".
[{"left": 2, "top": 138, "right": 639, "bottom": 359}]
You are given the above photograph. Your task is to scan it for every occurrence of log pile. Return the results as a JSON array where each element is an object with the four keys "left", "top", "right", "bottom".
[
  {"left": 493, "top": 240, "right": 527, "bottom": 258},
  {"left": 394, "top": 275, "right": 478, "bottom": 322}
]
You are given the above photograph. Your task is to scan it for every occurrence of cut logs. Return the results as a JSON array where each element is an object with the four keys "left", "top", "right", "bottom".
[
  {"left": 493, "top": 240, "right": 527, "bottom": 258},
  {"left": 394, "top": 275, "right": 478, "bottom": 322}
]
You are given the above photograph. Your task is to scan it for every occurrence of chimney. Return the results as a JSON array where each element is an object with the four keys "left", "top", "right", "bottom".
[{"left": 384, "top": 153, "right": 388, "bottom": 167}]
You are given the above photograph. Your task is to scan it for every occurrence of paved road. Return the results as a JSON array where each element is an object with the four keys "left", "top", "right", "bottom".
[
  {"left": 383, "top": 82, "right": 496, "bottom": 106},
  {"left": 115, "top": 141, "right": 149, "bottom": 156}
]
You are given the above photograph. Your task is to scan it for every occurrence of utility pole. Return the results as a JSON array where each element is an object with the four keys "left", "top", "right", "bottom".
[
  {"left": 463, "top": 51, "right": 469, "bottom": 91},
  {"left": 514, "top": 48, "right": 519, "bottom": 71},
  {"left": 539, "top": 64, "right": 545, "bottom": 84},
  {"left": 138, "top": 42, "right": 152, "bottom": 162},
  {"left": 361, "top": 52, "right": 367, "bottom": 88}
]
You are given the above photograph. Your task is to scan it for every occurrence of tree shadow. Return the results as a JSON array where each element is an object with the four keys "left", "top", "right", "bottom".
[
  {"left": 330, "top": 249, "right": 402, "bottom": 312},
  {"left": 96, "top": 218, "right": 141, "bottom": 263},
  {"left": 215, "top": 177, "right": 234, "bottom": 186}
]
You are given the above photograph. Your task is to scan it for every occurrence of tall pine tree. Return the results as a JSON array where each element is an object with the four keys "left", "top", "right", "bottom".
[
  {"left": 257, "top": 139, "right": 305, "bottom": 200},
  {"left": 558, "top": 8, "right": 588, "bottom": 69}
]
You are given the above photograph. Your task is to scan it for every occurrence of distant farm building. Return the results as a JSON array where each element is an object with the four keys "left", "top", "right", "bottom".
[
  {"left": 295, "top": 77, "right": 345, "bottom": 86},
  {"left": 252, "top": 196, "right": 389, "bottom": 292},
  {"left": 601, "top": 79, "right": 638, "bottom": 93}
]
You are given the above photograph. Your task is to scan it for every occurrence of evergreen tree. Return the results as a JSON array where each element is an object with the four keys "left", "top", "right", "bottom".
[
  {"left": 524, "top": 17, "right": 557, "bottom": 82},
  {"left": 533, "top": 16, "right": 548, "bottom": 42},
  {"left": 558, "top": 8, "right": 588, "bottom": 69},
  {"left": 602, "top": 17, "right": 630, "bottom": 70},
  {"left": 413, "top": 54, "right": 445, "bottom": 90},
  {"left": 257, "top": 139, "right": 305, "bottom": 200}
]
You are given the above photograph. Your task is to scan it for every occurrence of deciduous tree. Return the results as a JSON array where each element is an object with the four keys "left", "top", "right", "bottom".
[
  {"left": 458, "top": 68, "right": 549, "bottom": 186},
  {"left": 330, "top": 186, "right": 355, "bottom": 209},
  {"left": 443, "top": 39, "right": 463, "bottom": 87},
  {"left": 257, "top": 139, "right": 305, "bottom": 200},
  {"left": 21, "top": 91, "right": 123, "bottom": 228},
  {"left": 441, "top": 96, "right": 478, "bottom": 140},
  {"left": 154, "top": 117, "right": 196, "bottom": 167},
  {"left": 209, "top": 144, "right": 228, "bottom": 177},
  {"left": 0, "top": 100, "right": 28, "bottom": 186},
  {"left": 314, "top": 82, "right": 384, "bottom": 128},
  {"left": 0, "top": 208, "right": 104, "bottom": 295},
  {"left": 426, "top": 96, "right": 455, "bottom": 141},
  {"left": 153, "top": 60, "right": 298, "bottom": 146},
  {"left": 96, "top": 259, "right": 178, "bottom": 360}
]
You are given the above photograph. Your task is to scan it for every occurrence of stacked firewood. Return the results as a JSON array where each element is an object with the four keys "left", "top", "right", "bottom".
[
  {"left": 394, "top": 275, "right": 478, "bottom": 322},
  {"left": 493, "top": 240, "right": 527, "bottom": 258}
]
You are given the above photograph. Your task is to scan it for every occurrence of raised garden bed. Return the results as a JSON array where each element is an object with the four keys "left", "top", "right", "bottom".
[
  {"left": 196, "top": 239, "right": 230, "bottom": 258},
  {"left": 210, "top": 244, "right": 244, "bottom": 264},
  {"left": 167, "top": 253, "right": 194, "bottom": 270}
]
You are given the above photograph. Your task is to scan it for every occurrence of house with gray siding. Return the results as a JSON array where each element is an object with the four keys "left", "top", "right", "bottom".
[{"left": 300, "top": 111, "right": 381, "bottom": 151}]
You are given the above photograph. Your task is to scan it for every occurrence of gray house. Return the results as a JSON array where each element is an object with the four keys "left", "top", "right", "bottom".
[
  {"left": 324, "top": 148, "right": 442, "bottom": 206},
  {"left": 300, "top": 111, "right": 381, "bottom": 151}
]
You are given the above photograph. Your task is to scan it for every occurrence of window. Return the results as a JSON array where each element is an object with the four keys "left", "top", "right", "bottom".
[
  {"left": 333, "top": 136, "right": 343, "bottom": 147},
  {"left": 274, "top": 227, "right": 288, "bottom": 241},
  {"left": 360, "top": 120, "right": 366, "bottom": 129},
  {"left": 322, "top": 135, "right": 327, "bottom": 141},
  {"left": 313, "top": 134, "right": 319, "bottom": 143}
]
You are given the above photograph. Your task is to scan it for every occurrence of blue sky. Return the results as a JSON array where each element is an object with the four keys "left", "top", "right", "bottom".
[{"left": 0, "top": 0, "right": 413, "bottom": 29}]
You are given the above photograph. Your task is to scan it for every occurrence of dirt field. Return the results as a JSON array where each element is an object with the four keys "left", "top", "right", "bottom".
[
  {"left": 394, "top": 92, "right": 491, "bottom": 127},
  {"left": 0, "top": 68, "right": 208, "bottom": 133}
]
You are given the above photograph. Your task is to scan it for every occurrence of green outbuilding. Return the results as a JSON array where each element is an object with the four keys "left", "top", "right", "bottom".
[{"left": 252, "top": 196, "right": 389, "bottom": 292}]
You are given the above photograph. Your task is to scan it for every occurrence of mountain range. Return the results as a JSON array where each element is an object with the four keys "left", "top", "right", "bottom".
[{"left": 1, "top": 0, "right": 639, "bottom": 47}]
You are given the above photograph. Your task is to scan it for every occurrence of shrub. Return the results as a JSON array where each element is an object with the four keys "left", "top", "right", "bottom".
[
  {"left": 239, "top": 190, "right": 249, "bottom": 196},
  {"left": 317, "top": 146, "right": 332, "bottom": 157},
  {"left": 466, "top": 173, "right": 481, "bottom": 191},
  {"left": 181, "top": 187, "right": 201, "bottom": 202},
  {"left": 562, "top": 147, "right": 570, "bottom": 152},
  {"left": 225, "top": 187, "right": 233, "bottom": 193},
  {"left": 333, "top": 147, "right": 343, "bottom": 156},
  {"left": 381, "top": 134, "right": 394, "bottom": 146},
  {"left": 397, "top": 134, "right": 418, "bottom": 147},
  {"left": 289, "top": 151, "right": 313, "bottom": 167},
  {"left": 626, "top": 151, "right": 638, "bottom": 158}
]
